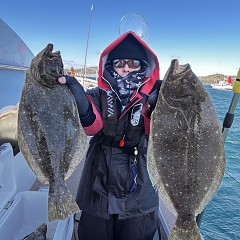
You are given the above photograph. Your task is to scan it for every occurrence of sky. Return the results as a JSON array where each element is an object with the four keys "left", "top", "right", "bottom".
[{"left": 1, "top": 0, "right": 240, "bottom": 77}]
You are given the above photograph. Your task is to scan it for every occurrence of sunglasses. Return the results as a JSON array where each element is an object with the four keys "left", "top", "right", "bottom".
[{"left": 112, "top": 59, "right": 141, "bottom": 69}]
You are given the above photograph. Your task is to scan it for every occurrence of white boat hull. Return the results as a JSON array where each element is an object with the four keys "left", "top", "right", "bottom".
[{"left": 211, "top": 84, "right": 232, "bottom": 91}]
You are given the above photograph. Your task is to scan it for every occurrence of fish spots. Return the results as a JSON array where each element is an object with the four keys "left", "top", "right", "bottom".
[
  {"left": 147, "top": 59, "right": 226, "bottom": 239},
  {"left": 18, "top": 44, "right": 88, "bottom": 222}
]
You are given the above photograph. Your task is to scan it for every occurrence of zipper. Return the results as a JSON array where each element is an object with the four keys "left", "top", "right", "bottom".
[
  {"left": 130, "top": 77, "right": 150, "bottom": 100},
  {"left": 101, "top": 76, "right": 121, "bottom": 102},
  {"left": 102, "top": 76, "right": 150, "bottom": 120}
]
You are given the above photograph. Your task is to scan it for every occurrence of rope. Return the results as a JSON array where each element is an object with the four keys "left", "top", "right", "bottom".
[{"left": 225, "top": 171, "right": 240, "bottom": 185}]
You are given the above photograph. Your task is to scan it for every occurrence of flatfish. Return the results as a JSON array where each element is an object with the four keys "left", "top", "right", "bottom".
[
  {"left": 23, "top": 224, "right": 47, "bottom": 240},
  {"left": 18, "top": 44, "right": 87, "bottom": 222},
  {"left": 147, "top": 59, "right": 226, "bottom": 239}
]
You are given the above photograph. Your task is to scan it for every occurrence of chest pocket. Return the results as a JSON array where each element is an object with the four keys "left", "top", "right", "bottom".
[{"left": 123, "top": 103, "right": 144, "bottom": 147}]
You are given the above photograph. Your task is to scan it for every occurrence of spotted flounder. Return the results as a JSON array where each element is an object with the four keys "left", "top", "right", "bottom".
[
  {"left": 18, "top": 44, "right": 87, "bottom": 222},
  {"left": 147, "top": 59, "right": 226, "bottom": 239},
  {"left": 23, "top": 223, "right": 47, "bottom": 240}
]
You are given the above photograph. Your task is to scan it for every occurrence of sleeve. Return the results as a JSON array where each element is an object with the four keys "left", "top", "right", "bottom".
[
  {"left": 148, "top": 80, "right": 162, "bottom": 113},
  {"left": 65, "top": 76, "right": 103, "bottom": 135},
  {"left": 142, "top": 80, "right": 162, "bottom": 135},
  {"left": 81, "top": 96, "right": 103, "bottom": 136}
]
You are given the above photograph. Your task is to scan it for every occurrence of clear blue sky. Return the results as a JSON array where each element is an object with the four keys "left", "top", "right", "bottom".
[{"left": 1, "top": 0, "right": 240, "bottom": 77}]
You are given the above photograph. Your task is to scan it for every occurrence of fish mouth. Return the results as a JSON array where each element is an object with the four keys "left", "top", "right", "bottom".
[
  {"left": 41, "top": 44, "right": 64, "bottom": 83},
  {"left": 171, "top": 59, "right": 190, "bottom": 75},
  {"left": 46, "top": 43, "right": 54, "bottom": 52},
  {"left": 162, "top": 59, "right": 207, "bottom": 107},
  {"left": 165, "top": 59, "right": 197, "bottom": 101},
  {"left": 163, "top": 59, "right": 191, "bottom": 84}
]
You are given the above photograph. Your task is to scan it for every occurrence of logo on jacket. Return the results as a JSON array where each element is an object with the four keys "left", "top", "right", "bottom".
[
  {"left": 106, "top": 90, "right": 114, "bottom": 117},
  {"left": 131, "top": 103, "right": 143, "bottom": 126}
]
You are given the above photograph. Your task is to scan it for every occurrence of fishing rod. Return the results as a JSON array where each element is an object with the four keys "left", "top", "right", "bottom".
[
  {"left": 222, "top": 69, "right": 240, "bottom": 140},
  {"left": 196, "top": 68, "right": 240, "bottom": 226}
]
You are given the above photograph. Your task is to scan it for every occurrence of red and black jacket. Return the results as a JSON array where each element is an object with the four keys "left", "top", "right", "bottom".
[
  {"left": 75, "top": 32, "right": 161, "bottom": 219},
  {"left": 82, "top": 31, "right": 160, "bottom": 138}
]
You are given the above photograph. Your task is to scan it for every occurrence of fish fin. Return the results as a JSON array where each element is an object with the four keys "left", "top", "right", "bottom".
[
  {"left": 48, "top": 182, "right": 80, "bottom": 222},
  {"left": 169, "top": 215, "right": 202, "bottom": 240},
  {"left": 65, "top": 134, "right": 88, "bottom": 180},
  {"left": 18, "top": 118, "right": 49, "bottom": 185},
  {"left": 23, "top": 224, "right": 47, "bottom": 240}
]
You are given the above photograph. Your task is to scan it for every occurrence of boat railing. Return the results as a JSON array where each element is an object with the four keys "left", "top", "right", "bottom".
[{"left": 0, "top": 63, "right": 29, "bottom": 71}]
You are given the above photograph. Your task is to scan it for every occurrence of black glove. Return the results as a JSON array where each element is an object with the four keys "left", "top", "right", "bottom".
[
  {"left": 65, "top": 75, "right": 90, "bottom": 117},
  {"left": 148, "top": 80, "right": 162, "bottom": 112}
]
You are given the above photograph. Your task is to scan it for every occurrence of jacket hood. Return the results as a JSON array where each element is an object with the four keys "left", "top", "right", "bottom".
[{"left": 98, "top": 32, "right": 160, "bottom": 95}]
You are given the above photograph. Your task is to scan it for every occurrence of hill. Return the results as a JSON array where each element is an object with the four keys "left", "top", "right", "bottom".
[
  {"left": 198, "top": 74, "right": 236, "bottom": 84},
  {"left": 64, "top": 67, "right": 236, "bottom": 85}
]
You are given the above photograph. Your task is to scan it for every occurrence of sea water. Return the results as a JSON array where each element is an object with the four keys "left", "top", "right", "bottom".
[{"left": 200, "top": 86, "right": 240, "bottom": 240}]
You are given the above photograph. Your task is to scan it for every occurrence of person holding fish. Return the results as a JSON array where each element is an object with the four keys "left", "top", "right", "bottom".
[{"left": 58, "top": 31, "right": 161, "bottom": 240}]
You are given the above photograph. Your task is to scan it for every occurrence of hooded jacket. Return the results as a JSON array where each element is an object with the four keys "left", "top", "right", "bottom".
[{"left": 75, "top": 32, "right": 160, "bottom": 219}]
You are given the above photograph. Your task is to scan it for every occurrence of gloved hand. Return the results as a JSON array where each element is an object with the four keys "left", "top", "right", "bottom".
[
  {"left": 58, "top": 75, "right": 90, "bottom": 117},
  {"left": 148, "top": 80, "right": 162, "bottom": 112}
]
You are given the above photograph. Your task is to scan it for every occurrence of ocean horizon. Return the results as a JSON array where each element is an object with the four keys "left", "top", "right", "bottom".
[{"left": 200, "top": 85, "right": 240, "bottom": 240}]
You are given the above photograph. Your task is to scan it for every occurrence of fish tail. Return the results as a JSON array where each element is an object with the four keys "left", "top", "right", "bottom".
[
  {"left": 48, "top": 182, "right": 80, "bottom": 222},
  {"left": 168, "top": 215, "right": 202, "bottom": 240}
]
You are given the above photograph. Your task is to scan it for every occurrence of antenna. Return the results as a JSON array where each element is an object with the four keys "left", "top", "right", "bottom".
[{"left": 83, "top": 4, "right": 94, "bottom": 86}]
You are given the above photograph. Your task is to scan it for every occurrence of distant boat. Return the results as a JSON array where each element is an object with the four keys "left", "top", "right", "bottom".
[{"left": 211, "top": 76, "right": 233, "bottom": 91}]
